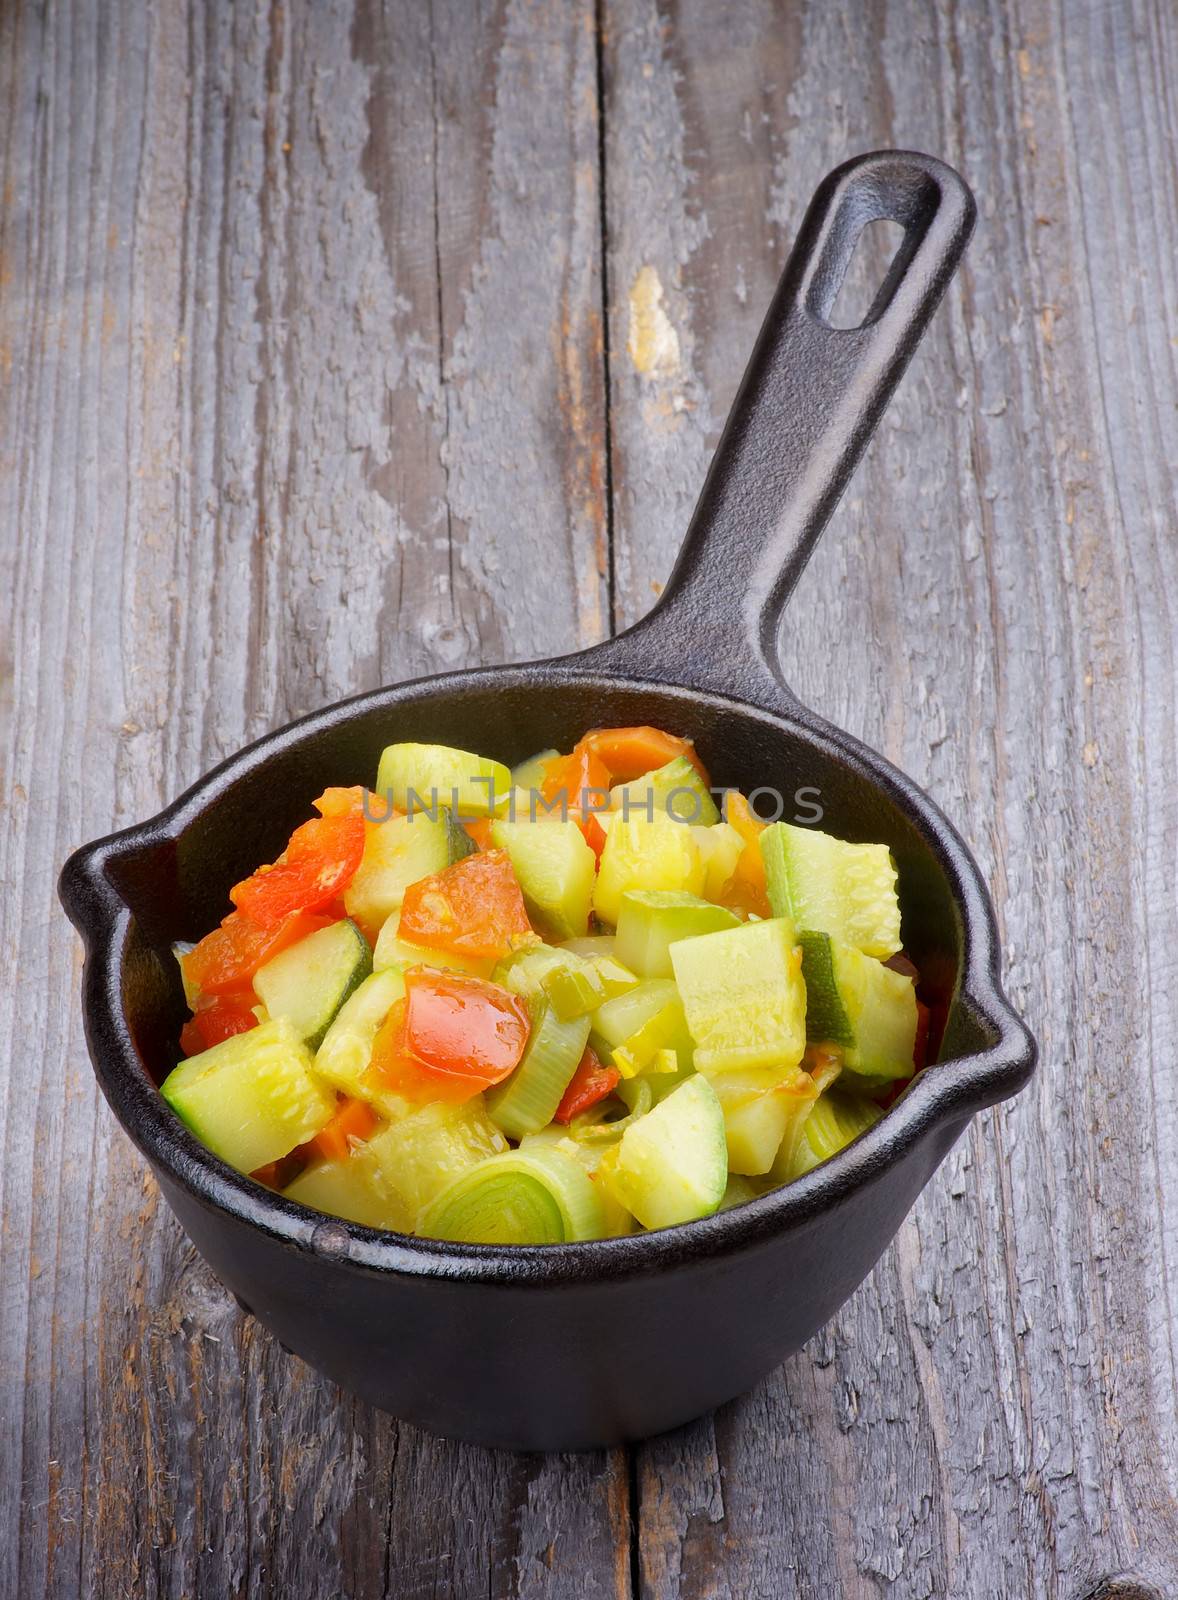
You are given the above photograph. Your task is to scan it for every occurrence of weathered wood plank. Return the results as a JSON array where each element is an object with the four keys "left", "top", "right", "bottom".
[
  {"left": 602, "top": 0, "right": 1178, "bottom": 1596},
  {"left": 0, "top": 1, "right": 620, "bottom": 1597}
]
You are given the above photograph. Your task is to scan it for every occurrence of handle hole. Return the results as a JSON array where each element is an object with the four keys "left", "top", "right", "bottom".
[{"left": 825, "top": 217, "right": 907, "bottom": 330}]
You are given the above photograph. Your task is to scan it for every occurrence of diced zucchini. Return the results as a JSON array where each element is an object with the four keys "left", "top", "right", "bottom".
[
  {"left": 610, "top": 754, "right": 720, "bottom": 826},
  {"left": 489, "top": 816, "right": 596, "bottom": 941},
  {"left": 798, "top": 931, "right": 917, "bottom": 1081},
  {"left": 161, "top": 1019, "right": 335, "bottom": 1174},
  {"left": 313, "top": 967, "right": 408, "bottom": 1116},
  {"left": 615, "top": 890, "right": 741, "bottom": 978},
  {"left": 510, "top": 748, "right": 560, "bottom": 791},
  {"left": 691, "top": 822, "right": 745, "bottom": 902},
  {"left": 760, "top": 822, "right": 901, "bottom": 959},
  {"left": 560, "top": 935, "right": 618, "bottom": 960},
  {"left": 285, "top": 1096, "right": 507, "bottom": 1232},
  {"left": 376, "top": 742, "right": 513, "bottom": 817},
  {"left": 417, "top": 1144, "right": 606, "bottom": 1244},
  {"left": 372, "top": 917, "right": 494, "bottom": 979},
  {"left": 593, "top": 813, "right": 705, "bottom": 926},
  {"left": 712, "top": 1063, "right": 820, "bottom": 1176},
  {"left": 604, "top": 1075, "right": 727, "bottom": 1230},
  {"left": 589, "top": 977, "right": 679, "bottom": 1054},
  {"left": 485, "top": 949, "right": 593, "bottom": 1139},
  {"left": 344, "top": 806, "right": 472, "bottom": 935},
  {"left": 670, "top": 919, "right": 806, "bottom": 1076},
  {"left": 253, "top": 919, "right": 372, "bottom": 1049}
]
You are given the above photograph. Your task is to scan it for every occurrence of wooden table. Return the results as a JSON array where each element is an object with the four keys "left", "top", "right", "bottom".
[{"left": 4, "top": 1, "right": 1176, "bottom": 1595}]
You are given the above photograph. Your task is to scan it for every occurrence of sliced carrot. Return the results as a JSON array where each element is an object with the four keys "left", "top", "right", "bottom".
[
  {"left": 579, "top": 725, "right": 709, "bottom": 786},
  {"left": 541, "top": 746, "right": 612, "bottom": 858},
  {"left": 398, "top": 849, "right": 533, "bottom": 961},
  {"left": 309, "top": 1097, "right": 379, "bottom": 1162},
  {"left": 462, "top": 817, "right": 495, "bottom": 850},
  {"left": 720, "top": 791, "right": 771, "bottom": 918}
]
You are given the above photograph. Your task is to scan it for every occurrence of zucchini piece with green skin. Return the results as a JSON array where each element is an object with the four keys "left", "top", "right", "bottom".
[
  {"left": 161, "top": 1019, "right": 335, "bottom": 1174},
  {"left": 485, "top": 949, "right": 593, "bottom": 1139},
  {"left": 510, "top": 747, "right": 560, "bottom": 792},
  {"left": 760, "top": 821, "right": 902, "bottom": 959},
  {"left": 376, "top": 742, "right": 513, "bottom": 817},
  {"left": 797, "top": 931, "right": 917, "bottom": 1081},
  {"left": 593, "top": 813, "right": 705, "bottom": 925},
  {"left": 489, "top": 816, "right": 596, "bottom": 941},
  {"left": 344, "top": 806, "right": 472, "bottom": 934},
  {"left": 417, "top": 1145, "right": 606, "bottom": 1243},
  {"left": 670, "top": 918, "right": 806, "bottom": 1076},
  {"left": 285, "top": 1096, "right": 507, "bottom": 1232},
  {"left": 615, "top": 889, "right": 741, "bottom": 979},
  {"left": 312, "top": 967, "right": 408, "bottom": 1116},
  {"left": 603, "top": 1074, "right": 727, "bottom": 1231},
  {"left": 253, "top": 919, "right": 372, "bottom": 1049},
  {"left": 610, "top": 754, "right": 720, "bottom": 826}
]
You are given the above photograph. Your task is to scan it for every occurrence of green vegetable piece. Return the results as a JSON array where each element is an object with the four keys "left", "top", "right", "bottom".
[
  {"left": 541, "top": 961, "right": 607, "bottom": 1020},
  {"left": 615, "top": 889, "right": 741, "bottom": 978},
  {"left": 489, "top": 816, "right": 596, "bottom": 941},
  {"left": 485, "top": 949, "right": 593, "bottom": 1139},
  {"left": 593, "top": 813, "right": 705, "bottom": 926},
  {"left": 161, "top": 1019, "right": 335, "bottom": 1174},
  {"left": 712, "top": 1063, "right": 820, "bottom": 1176},
  {"left": 604, "top": 1075, "right": 727, "bottom": 1231},
  {"left": 510, "top": 748, "right": 560, "bottom": 791},
  {"left": 417, "top": 1146, "right": 607, "bottom": 1244},
  {"left": 611, "top": 754, "right": 720, "bottom": 827},
  {"left": 670, "top": 919, "right": 806, "bottom": 1076},
  {"left": 313, "top": 967, "right": 408, "bottom": 1117},
  {"left": 253, "top": 918, "right": 372, "bottom": 1049},
  {"left": 344, "top": 805, "right": 472, "bottom": 932},
  {"left": 376, "top": 741, "right": 513, "bottom": 818},
  {"left": 798, "top": 931, "right": 917, "bottom": 1081},
  {"left": 772, "top": 1090, "right": 884, "bottom": 1185},
  {"left": 690, "top": 822, "right": 745, "bottom": 902},
  {"left": 760, "top": 821, "right": 901, "bottom": 959},
  {"left": 593, "top": 955, "right": 642, "bottom": 999},
  {"left": 285, "top": 1097, "right": 507, "bottom": 1232}
]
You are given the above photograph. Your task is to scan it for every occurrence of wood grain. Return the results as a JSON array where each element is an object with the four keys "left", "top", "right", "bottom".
[{"left": 3, "top": 0, "right": 1177, "bottom": 1595}]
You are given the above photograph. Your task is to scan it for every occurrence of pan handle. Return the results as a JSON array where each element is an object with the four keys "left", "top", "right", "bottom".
[{"left": 587, "top": 150, "right": 975, "bottom": 705}]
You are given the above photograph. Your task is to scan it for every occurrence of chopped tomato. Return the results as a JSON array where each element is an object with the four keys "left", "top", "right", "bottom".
[
  {"left": 179, "top": 1018, "right": 206, "bottom": 1057},
  {"left": 182, "top": 994, "right": 259, "bottom": 1054},
  {"left": 718, "top": 791, "right": 771, "bottom": 918},
  {"left": 250, "top": 1150, "right": 308, "bottom": 1190},
  {"left": 368, "top": 970, "right": 531, "bottom": 1103},
  {"left": 309, "top": 1096, "right": 379, "bottom": 1162},
  {"left": 541, "top": 746, "right": 612, "bottom": 858},
  {"left": 230, "top": 806, "right": 366, "bottom": 929},
  {"left": 554, "top": 1046, "right": 620, "bottom": 1123},
  {"left": 182, "top": 907, "right": 334, "bottom": 996},
  {"left": 579, "top": 725, "right": 709, "bottom": 786},
  {"left": 398, "top": 849, "right": 533, "bottom": 961},
  {"left": 462, "top": 817, "right": 495, "bottom": 850},
  {"left": 885, "top": 951, "right": 921, "bottom": 982}
]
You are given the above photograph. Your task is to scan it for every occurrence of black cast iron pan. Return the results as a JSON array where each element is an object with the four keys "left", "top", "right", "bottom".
[{"left": 60, "top": 150, "right": 1036, "bottom": 1452}]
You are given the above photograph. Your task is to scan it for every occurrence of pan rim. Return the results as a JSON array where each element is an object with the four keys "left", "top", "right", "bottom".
[{"left": 60, "top": 659, "right": 1036, "bottom": 1288}]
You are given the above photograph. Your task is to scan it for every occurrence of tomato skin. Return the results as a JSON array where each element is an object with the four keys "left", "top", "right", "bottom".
[
  {"left": 230, "top": 808, "right": 366, "bottom": 929},
  {"left": 462, "top": 817, "right": 495, "bottom": 850},
  {"left": 180, "top": 994, "right": 258, "bottom": 1055},
  {"left": 553, "top": 1046, "right": 620, "bottom": 1123},
  {"left": 579, "top": 726, "right": 709, "bottom": 787},
  {"left": 183, "top": 908, "right": 334, "bottom": 996},
  {"left": 368, "top": 969, "right": 531, "bottom": 1103},
  {"left": 398, "top": 849, "right": 532, "bottom": 961},
  {"left": 542, "top": 747, "right": 612, "bottom": 857}
]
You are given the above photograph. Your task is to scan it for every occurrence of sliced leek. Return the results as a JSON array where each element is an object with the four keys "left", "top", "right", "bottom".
[{"left": 417, "top": 1146, "right": 606, "bottom": 1243}]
